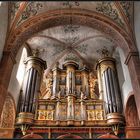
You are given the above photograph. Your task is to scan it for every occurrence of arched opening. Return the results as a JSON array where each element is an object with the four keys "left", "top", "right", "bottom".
[
  {"left": 125, "top": 94, "right": 140, "bottom": 126},
  {"left": 3, "top": 9, "right": 136, "bottom": 114},
  {"left": 97, "top": 133, "right": 119, "bottom": 139},
  {"left": 21, "top": 133, "right": 43, "bottom": 139},
  {"left": 1, "top": 6, "right": 140, "bottom": 139},
  {"left": 125, "top": 94, "right": 140, "bottom": 138},
  {"left": 56, "top": 133, "right": 83, "bottom": 139}
]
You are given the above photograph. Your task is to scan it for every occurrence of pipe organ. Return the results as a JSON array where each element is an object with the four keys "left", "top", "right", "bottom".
[
  {"left": 15, "top": 56, "right": 125, "bottom": 138},
  {"left": 36, "top": 61, "right": 105, "bottom": 126}
]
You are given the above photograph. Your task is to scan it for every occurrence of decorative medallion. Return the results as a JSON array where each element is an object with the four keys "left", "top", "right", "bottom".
[
  {"left": 76, "top": 44, "right": 88, "bottom": 55},
  {"left": 96, "top": 46, "right": 112, "bottom": 58}
]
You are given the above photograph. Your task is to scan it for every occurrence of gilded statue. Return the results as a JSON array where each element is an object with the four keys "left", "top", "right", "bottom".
[
  {"left": 89, "top": 72, "right": 99, "bottom": 99},
  {"left": 40, "top": 73, "right": 53, "bottom": 99}
]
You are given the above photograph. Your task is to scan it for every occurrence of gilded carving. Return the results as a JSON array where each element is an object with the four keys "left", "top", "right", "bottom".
[
  {"left": 38, "top": 110, "right": 54, "bottom": 120},
  {"left": 89, "top": 73, "right": 99, "bottom": 99},
  {"left": 87, "top": 110, "right": 103, "bottom": 121}
]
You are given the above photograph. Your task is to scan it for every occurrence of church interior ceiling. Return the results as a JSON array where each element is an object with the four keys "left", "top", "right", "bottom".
[{"left": 7, "top": 2, "right": 134, "bottom": 74}]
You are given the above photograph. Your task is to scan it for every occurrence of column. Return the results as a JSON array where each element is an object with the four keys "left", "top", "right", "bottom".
[
  {"left": 97, "top": 64, "right": 103, "bottom": 100},
  {"left": 81, "top": 65, "right": 89, "bottom": 98},
  {"left": 63, "top": 61, "right": 78, "bottom": 125},
  {"left": 96, "top": 57, "right": 124, "bottom": 135},
  {"left": 80, "top": 92, "right": 86, "bottom": 125},
  {"left": 16, "top": 56, "right": 46, "bottom": 135},
  {"left": 52, "top": 62, "right": 60, "bottom": 99},
  {"left": 55, "top": 92, "right": 61, "bottom": 125}
]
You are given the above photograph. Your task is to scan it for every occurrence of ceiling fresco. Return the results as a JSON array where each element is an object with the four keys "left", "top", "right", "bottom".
[
  {"left": 27, "top": 25, "right": 115, "bottom": 73},
  {"left": 7, "top": 1, "right": 134, "bottom": 73},
  {"left": 8, "top": 1, "right": 134, "bottom": 33}
]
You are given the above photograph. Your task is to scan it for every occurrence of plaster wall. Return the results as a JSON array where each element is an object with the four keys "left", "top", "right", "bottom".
[
  {"left": 8, "top": 47, "right": 27, "bottom": 108},
  {"left": 134, "top": 2, "right": 140, "bottom": 56},
  {"left": 0, "top": 2, "right": 8, "bottom": 61},
  {"left": 115, "top": 48, "right": 133, "bottom": 109}
]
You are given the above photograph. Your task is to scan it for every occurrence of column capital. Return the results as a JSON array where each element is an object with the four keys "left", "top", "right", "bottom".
[{"left": 124, "top": 51, "right": 139, "bottom": 65}]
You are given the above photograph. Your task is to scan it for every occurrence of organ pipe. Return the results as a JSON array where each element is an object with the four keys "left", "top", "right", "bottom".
[
  {"left": 16, "top": 56, "right": 46, "bottom": 135},
  {"left": 96, "top": 57, "right": 124, "bottom": 135}
]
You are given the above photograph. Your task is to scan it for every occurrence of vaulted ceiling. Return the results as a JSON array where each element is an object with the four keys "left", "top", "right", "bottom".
[{"left": 8, "top": 1, "right": 134, "bottom": 72}]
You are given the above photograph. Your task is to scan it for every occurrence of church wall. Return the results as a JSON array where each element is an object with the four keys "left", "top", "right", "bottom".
[
  {"left": 134, "top": 2, "right": 140, "bottom": 55},
  {"left": 8, "top": 47, "right": 26, "bottom": 108},
  {"left": 114, "top": 48, "right": 133, "bottom": 110},
  {"left": 0, "top": 2, "right": 8, "bottom": 61}
]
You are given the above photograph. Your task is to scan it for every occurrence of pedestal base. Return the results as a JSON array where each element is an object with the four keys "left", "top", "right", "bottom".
[
  {"left": 126, "top": 126, "right": 140, "bottom": 138},
  {"left": 0, "top": 128, "right": 14, "bottom": 138}
]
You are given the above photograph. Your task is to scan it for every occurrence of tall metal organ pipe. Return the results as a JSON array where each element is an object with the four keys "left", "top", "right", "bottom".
[
  {"left": 96, "top": 57, "right": 124, "bottom": 135},
  {"left": 16, "top": 56, "right": 46, "bottom": 134}
]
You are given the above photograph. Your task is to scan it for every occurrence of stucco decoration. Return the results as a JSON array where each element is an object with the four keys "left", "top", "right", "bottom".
[{"left": 0, "top": 94, "right": 15, "bottom": 128}]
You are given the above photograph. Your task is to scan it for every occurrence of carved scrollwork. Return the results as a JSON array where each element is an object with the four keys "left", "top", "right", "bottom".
[
  {"left": 37, "top": 110, "right": 54, "bottom": 120},
  {"left": 87, "top": 110, "right": 104, "bottom": 120}
]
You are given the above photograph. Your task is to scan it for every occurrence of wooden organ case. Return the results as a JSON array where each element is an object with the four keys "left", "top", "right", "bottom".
[
  {"left": 15, "top": 58, "right": 125, "bottom": 139},
  {"left": 36, "top": 61, "right": 105, "bottom": 126}
]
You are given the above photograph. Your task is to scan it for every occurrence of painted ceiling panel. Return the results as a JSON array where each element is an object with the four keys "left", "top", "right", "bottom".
[
  {"left": 8, "top": 1, "right": 133, "bottom": 33},
  {"left": 119, "top": 1, "right": 134, "bottom": 25},
  {"left": 7, "top": 1, "right": 134, "bottom": 72},
  {"left": 9, "top": 2, "right": 21, "bottom": 27},
  {"left": 27, "top": 25, "right": 115, "bottom": 72}
]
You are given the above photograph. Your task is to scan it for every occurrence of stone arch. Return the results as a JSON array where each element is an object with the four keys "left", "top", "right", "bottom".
[
  {"left": 125, "top": 94, "right": 140, "bottom": 126},
  {"left": 1, "top": 7, "right": 140, "bottom": 120},
  {"left": 5, "top": 9, "right": 136, "bottom": 57},
  {"left": 0, "top": 93, "right": 16, "bottom": 128},
  {"left": 97, "top": 133, "right": 119, "bottom": 139},
  {"left": 21, "top": 133, "right": 43, "bottom": 139},
  {"left": 56, "top": 133, "right": 83, "bottom": 139}
]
